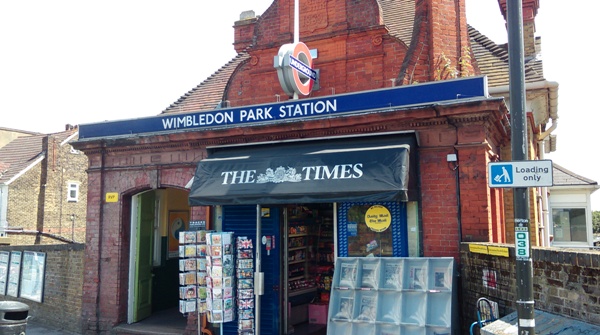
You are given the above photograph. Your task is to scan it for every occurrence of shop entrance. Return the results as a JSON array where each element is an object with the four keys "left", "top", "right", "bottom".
[
  {"left": 221, "top": 204, "right": 335, "bottom": 335},
  {"left": 283, "top": 204, "right": 334, "bottom": 335}
]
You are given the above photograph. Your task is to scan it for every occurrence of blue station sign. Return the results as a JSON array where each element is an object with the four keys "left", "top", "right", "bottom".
[{"left": 79, "top": 76, "right": 488, "bottom": 140}]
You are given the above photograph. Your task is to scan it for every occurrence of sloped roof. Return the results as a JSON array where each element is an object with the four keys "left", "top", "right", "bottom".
[
  {"left": 0, "top": 127, "right": 40, "bottom": 135},
  {"left": 160, "top": 0, "right": 417, "bottom": 116},
  {"left": 0, "top": 129, "right": 77, "bottom": 185},
  {"left": 379, "top": 0, "right": 416, "bottom": 47},
  {"left": 552, "top": 163, "right": 598, "bottom": 188},
  {"left": 469, "top": 25, "right": 545, "bottom": 87},
  {"left": 161, "top": 53, "right": 250, "bottom": 115},
  {"left": 159, "top": 0, "right": 543, "bottom": 115}
]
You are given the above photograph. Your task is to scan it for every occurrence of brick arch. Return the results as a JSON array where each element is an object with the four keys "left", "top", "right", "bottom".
[
  {"left": 121, "top": 185, "right": 154, "bottom": 198},
  {"left": 158, "top": 166, "right": 196, "bottom": 191}
]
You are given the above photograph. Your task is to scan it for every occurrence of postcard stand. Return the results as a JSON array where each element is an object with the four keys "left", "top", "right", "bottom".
[
  {"left": 327, "top": 257, "right": 453, "bottom": 335},
  {"left": 205, "top": 232, "right": 236, "bottom": 324},
  {"left": 178, "top": 230, "right": 203, "bottom": 315},
  {"left": 236, "top": 236, "right": 255, "bottom": 334}
]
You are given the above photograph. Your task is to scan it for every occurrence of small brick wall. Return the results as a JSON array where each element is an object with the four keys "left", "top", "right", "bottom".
[
  {"left": 0, "top": 243, "right": 84, "bottom": 334},
  {"left": 460, "top": 243, "right": 600, "bottom": 333}
]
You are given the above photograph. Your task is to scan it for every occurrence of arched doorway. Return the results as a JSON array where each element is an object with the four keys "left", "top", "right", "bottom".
[{"left": 127, "top": 188, "right": 191, "bottom": 323}]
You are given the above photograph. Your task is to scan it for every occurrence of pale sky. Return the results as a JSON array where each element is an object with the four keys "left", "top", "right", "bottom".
[{"left": 1, "top": 1, "right": 598, "bottom": 210}]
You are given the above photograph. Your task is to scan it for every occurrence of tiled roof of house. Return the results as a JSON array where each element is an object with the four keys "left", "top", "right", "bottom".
[
  {"left": 0, "top": 129, "right": 77, "bottom": 184},
  {"left": 0, "top": 127, "right": 40, "bottom": 135},
  {"left": 161, "top": 53, "right": 250, "bottom": 115},
  {"left": 552, "top": 163, "right": 598, "bottom": 187},
  {"left": 159, "top": 0, "right": 544, "bottom": 115},
  {"left": 379, "top": 0, "right": 416, "bottom": 47},
  {"left": 469, "top": 25, "right": 545, "bottom": 87}
]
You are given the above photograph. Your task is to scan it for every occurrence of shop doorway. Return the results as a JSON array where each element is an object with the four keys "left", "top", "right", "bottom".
[
  {"left": 221, "top": 204, "right": 334, "bottom": 335},
  {"left": 282, "top": 204, "right": 334, "bottom": 335}
]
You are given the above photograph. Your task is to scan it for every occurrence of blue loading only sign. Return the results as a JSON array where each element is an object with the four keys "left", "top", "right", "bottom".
[{"left": 488, "top": 160, "right": 553, "bottom": 188}]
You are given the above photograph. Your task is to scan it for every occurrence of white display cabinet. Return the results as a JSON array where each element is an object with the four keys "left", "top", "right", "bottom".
[{"left": 327, "top": 257, "right": 453, "bottom": 335}]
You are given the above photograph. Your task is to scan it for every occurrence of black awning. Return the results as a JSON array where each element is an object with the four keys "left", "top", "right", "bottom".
[{"left": 189, "top": 134, "right": 417, "bottom": 206}]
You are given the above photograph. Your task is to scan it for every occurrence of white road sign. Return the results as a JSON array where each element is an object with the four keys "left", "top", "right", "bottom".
[{"left": 488, "top": 160, "right": 553, "bottom": 188}]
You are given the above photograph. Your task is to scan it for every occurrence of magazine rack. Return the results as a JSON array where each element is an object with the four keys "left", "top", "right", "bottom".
[{"left": 327, "top": 257, "right": 453, "bottom": 335}]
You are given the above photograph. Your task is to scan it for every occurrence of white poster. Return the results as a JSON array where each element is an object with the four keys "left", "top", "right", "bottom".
[
  {"left": 0, "top": 251, "right": 10, "bottom": 295},
  {"left": 6, "top": 251, "right": 22, "bottom": 297},
  {"left": 19, "top": 251, "right": 46, "bottom": 302}
]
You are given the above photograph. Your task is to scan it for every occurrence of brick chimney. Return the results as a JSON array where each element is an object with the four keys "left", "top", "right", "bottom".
[
  {"left": 498, "top": 0, "right": 540, "bottom": 59},
  {"left": 233, "top": 10, "right": 259, "bottom": 53},
  {"left": 409, "top": 0, "right": 474, "bottom": 83}
]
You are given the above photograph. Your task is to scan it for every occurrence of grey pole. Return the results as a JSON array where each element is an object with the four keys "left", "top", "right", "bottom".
[
  {"left": 507, "top": 0, "right": 535, "bottom": 333},
  {"left": 255, "top": 204, "right": 262, "bottom": 335}
]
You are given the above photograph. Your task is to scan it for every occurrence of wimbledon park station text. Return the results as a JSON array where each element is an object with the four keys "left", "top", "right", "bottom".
[{"left": 161, "top": 98, "right": 338, "bottom": 130}]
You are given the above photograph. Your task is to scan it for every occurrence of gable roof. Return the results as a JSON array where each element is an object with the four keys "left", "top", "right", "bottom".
[
  {"left": 0, "top": 129, "right": 77, "bottom": 185},
  {"left": 552, "top": 163, "right": 598, "bottom": 188},
  {"left": 159, "top": 0, "right": 545, "bottom": 116}
]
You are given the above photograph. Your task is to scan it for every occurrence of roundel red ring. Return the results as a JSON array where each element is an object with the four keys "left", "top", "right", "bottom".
[{"left": 291, "top": 42, "right": 314, "bottom": 96}]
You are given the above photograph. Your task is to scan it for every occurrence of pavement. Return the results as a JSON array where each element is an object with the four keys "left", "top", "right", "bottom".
[{"left": 24, "top": 318, "right": 77, "bottom": 335}]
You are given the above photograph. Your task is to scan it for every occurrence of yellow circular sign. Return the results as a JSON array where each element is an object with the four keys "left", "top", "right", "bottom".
[{"left": 364, "top": 205, "right": 391, "bottom": 232}]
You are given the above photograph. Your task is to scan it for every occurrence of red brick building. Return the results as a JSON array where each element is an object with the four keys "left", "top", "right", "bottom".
[{"left": 73, "top": 0, "right": 555, "bottom": 334}]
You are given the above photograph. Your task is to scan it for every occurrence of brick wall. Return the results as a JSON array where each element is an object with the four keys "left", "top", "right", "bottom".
[
  {"left": 41, "top": 135, "right": 88, "bottom": 243},
  {"left": 80, "top": 159, "right": 199, "bottom": 333},
  {"left": 6, "top": 165, "right": 43, "bottom": 245},
  {"left": 460, "top": 243, "right": 600, "bottom": 333},
  {"left": 419, "top": 147, "right": 460, "bottom": 258},
  {"left": 0, "top": 243, "right": 84, "bottom": 334}
]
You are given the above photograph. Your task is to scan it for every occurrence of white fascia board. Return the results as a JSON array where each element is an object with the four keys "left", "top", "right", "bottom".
[
  {"left": 61, "top": 131, "right": 79, "bottom": 146},
  {"left": 6, "top": 154, "right": 46, "bottom": 186}
]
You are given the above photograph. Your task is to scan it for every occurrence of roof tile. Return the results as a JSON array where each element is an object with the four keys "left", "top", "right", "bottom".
[{"left": 0, "top": 129, "right": 77, "bottom": 184}]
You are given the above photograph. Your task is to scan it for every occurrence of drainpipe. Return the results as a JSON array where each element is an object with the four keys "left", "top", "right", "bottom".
[
  {"left": 536, "top": 84, "right": 558, "bottom": 247},
  {"left": 489, "top": 80, "right": 558, "bottom": 247}
]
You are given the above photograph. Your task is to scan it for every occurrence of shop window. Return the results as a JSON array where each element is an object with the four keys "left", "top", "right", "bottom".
[
  {"left": 552, "top": 208, "right": 587, "bottom": 243},
  {"left": 337, "top": 202, "right": 408, "bottom": 257},
  {"left": 67, "top": 182, "right": 79, "bottom": 202}
]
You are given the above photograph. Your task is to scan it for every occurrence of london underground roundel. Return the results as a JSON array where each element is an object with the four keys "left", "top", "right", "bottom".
[{"left": 275, "top": 42, "right": 316, "bottom": 97}]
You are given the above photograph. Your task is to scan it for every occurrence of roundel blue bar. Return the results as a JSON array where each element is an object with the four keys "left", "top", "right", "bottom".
[{"left": 275, "top": 42, "right": 315, "bottom": 96}]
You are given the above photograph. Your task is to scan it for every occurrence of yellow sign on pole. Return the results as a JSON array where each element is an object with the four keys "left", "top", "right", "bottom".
[{"left": 105, "top": 192, "right": 119, "bottom": 203}]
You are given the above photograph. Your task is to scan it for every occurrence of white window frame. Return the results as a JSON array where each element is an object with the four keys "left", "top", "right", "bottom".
[
  {"left": 549, "top": 191, "right": 593, "bottom": 247},
  {"left": 67, "top": 182, "right": 80, "bottom": 202}
]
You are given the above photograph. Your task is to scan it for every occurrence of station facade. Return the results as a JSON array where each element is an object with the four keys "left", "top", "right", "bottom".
[{"left": 72, "top": 0, "right": 551, "bottom": 333}]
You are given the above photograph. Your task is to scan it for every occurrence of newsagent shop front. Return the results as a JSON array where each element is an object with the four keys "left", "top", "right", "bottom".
[
  {"left": 187, "top": 133, "right": 421, "bottom": 335},
  {"left": 73, "top": 74, "right": 504, "bottom": 334}
]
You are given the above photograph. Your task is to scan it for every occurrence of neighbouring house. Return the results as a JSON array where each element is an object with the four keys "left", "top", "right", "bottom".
[
  {"left": 0, "top": 125, "right": 88, "bottom": 245},
  {"left": 0, "top": 127, "right": 39, "bottom": 149},
  {"left": 549, "top": 163, "right": 599, "bottom": 248},
  {"left": 70, "top": 0, "right": 560, "bottom": 334}
]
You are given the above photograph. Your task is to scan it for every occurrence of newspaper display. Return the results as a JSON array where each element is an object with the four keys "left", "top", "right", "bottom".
[{"left": 327, "top": 257, "right": 454, "bottom": 335}]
